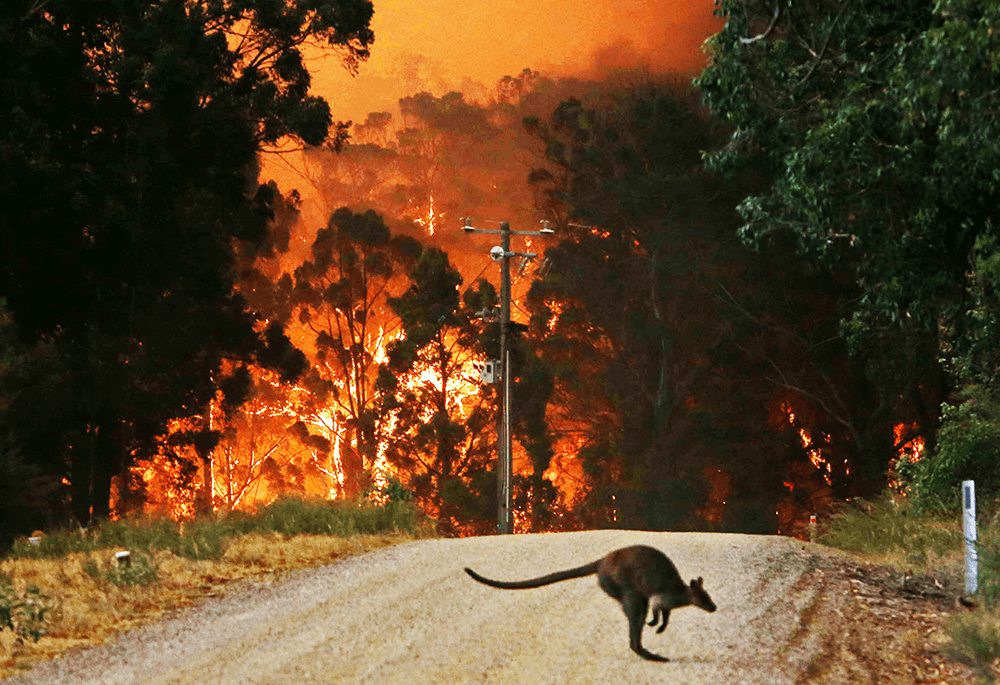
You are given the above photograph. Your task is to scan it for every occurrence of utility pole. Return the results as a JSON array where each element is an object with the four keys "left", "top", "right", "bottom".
[{"left": 461, "top": 218, "right": 554, "bottom": 533}]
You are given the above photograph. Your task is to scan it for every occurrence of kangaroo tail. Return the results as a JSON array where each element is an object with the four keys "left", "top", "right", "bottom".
[{"left": 464, "top": 560, "right": 601, "bottom": 589}]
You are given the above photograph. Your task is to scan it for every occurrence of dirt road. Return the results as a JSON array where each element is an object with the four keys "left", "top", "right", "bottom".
[{"left": 5, "top": 530, "right": 824, "bottom": 685}]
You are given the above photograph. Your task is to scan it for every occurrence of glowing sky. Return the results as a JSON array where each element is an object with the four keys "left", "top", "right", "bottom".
[
  {"left": 253, "top": 1, "right": 728, "bottom": 503},
  {"left": 307, "top": 0, "right": 726, "bottom": 124},
  {"left": 263, "top": 0, "right": 725, "bottom": 194}
]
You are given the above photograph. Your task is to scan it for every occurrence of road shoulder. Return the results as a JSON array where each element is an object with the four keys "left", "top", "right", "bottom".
[{"left": 773, "top": 546, "right": 978, "bottom": 684}]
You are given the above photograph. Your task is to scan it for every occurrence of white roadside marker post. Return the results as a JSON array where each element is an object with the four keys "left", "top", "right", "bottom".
[{"left": 963, "top": 480, "right": 977, "bottom": 594}]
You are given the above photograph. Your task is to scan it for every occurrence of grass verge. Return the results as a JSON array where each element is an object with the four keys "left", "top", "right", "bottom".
[
  {"left": 820, "top": 492, "right": 1000, "bottom": 682},
  {"left": 0, "top": 497, "right": 437, "bottom": 677}
]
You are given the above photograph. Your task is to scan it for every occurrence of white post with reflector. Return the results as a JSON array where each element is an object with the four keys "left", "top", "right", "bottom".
[{"left": 963, "top": 480, "right": 978, "bottom": 594}]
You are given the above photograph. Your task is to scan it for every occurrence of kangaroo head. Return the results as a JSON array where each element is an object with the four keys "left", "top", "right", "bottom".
[{"left": 689, "top": 577, "right": 717, "bottom": 613}]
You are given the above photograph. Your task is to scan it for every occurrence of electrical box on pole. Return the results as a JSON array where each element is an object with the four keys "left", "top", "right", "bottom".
[{"left": 478, "top": 360, "right": 500, "bottom": 384}]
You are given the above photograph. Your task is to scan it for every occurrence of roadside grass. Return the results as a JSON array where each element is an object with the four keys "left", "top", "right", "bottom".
[
  {"left": 820, "top": 493, "right": 1000, "bottom": 682},
  {"left": 0, "top": 497, "right": 437, "bottom": 677},
  {"left": 819, "top": 493, "right": 964, "bottom": 571}
]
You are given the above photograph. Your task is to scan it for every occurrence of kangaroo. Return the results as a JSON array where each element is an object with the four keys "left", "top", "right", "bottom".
[{"left": 464, "top": 544, "right": 716, "bottom": 662}]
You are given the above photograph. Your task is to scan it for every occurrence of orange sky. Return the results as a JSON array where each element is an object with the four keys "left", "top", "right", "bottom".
[
  {"left": 264, "top": 0, "right": 725, "bottom": 193},
  {"left": 304, "top": 0, "right": 725, "bottom": 125}
]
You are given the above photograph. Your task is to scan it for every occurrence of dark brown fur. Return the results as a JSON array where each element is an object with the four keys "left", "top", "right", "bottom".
[{"left": 464, "top": 544, "right": 716, "bottom": 661}]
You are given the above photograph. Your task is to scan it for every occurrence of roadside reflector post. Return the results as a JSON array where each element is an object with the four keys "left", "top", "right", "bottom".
[
  {"left": 809, "top": 514, "right": 817, "bottom": 543},
  {"left": 963, "top": 480, "right": 977, "bottom": 594}
]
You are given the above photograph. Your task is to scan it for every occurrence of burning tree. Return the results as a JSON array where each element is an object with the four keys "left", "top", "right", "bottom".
[
  {"left": 211, "top": 369, "right": 336, "bottom": 512},
  {"left": 0, "top": 0, "right": 375, "bottom": 535},
  {"left": 376, "top": 248, "right": 498, "bottom": 533},
  {"left": 290, "top": 207, "right": 422, "bottom": 497},
  {"left": 297, "top": 80, "right": 572, "bottom": 246}
]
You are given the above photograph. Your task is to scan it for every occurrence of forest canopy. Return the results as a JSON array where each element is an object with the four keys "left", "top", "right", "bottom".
[
  {"left": 3, "top": 0, "right": 991, "bottom": 546},
  {"left": 697, "top": 0, "right": 1000, "bottom": 509},
  {"left": 0, "top": 0, "right": 374, "bottom": 541}
]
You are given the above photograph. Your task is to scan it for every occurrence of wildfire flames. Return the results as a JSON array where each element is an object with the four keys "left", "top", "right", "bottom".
[
  {"left": 107, "top": 231, "right": 928, "bottom": 531},
  {"left": 117, "top": 320, "right": 491, "bottom": 521},
  {"left": 413, "top": 194, "right": 445, "bottom": 236},
  {"left": 893, "top": 422, "right": 925, "bottom": 463},
  {"left": 117, "top": 346, "right": 932, "bottom": 532}
]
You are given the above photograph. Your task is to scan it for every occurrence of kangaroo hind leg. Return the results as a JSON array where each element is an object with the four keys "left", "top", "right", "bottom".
[{"left": 622, "top": 592, "right": 669, "bottom": 662}]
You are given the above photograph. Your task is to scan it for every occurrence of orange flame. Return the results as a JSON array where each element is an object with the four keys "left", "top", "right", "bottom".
[
  {"left": 888, "top": 422, "right": 924, "bottom": 493},
  {"left": 413, "top": 193, "right": 445, "bottom": 236},
  {"left": 893, "top": 422, "right": 924, "bottom": 463},
  {"left": 546, "top": 299, "right": 564, "bottom": 331},
  {"left": 782, "top": 403, "right": 832, "bottom": 485}
]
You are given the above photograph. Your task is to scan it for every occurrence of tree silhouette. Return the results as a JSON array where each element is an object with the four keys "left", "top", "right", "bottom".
[
  {"left": 376, "top": 249, "right": 501, "bottom": 533},
  {"left": 291, "top": 207, "right": 422, "bottom": 497},
  {"left": 0, "top": 0, "right": 373, "bottom": 534}
]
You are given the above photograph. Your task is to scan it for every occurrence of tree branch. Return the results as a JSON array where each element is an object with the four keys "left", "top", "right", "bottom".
[
  {"left": 22, "top": 0, "right": 48, "bottom": 21},
  {"left": 797, "top": 11, "right": 845, "bottom": 89},
  {"left": 740, "top": 5, "right": 781, "bottom": 45}
]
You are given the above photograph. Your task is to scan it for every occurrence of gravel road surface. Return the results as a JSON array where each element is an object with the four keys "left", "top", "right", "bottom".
[{"left": 4, "top": 530, "right": 821, "bottom": 685}]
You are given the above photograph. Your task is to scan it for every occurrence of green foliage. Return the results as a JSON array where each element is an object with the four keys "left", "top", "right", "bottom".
[
  {"left": 9, "top": 518, "right": 245, "bottom": 561},
  {"left": 900, "top": 386, "right": 1000, "bottom": 512},
  {"left": 379, "top": 477, "right": 415, "bottom": 503},
  {"left": 944, "top": 612, "right": 1000, "bottom": 684},
  {"left": 943, "top": 526, "right": 1000, "bottom": 682},
  {"left": 256, "top": 497, "right": 426, "bottom": 537},
  {"left": 819, "top": 494, "right": 962, "bottom": 565},
  {"left": 976, "top": 531, "right": 1000, "bottom": 610},
  {"left": 949, "top": 233, "right": 1000, "bottom": 389},
  {"left": 696, "top": 0, "right": 1000, "bottom": 500},
  {"left": 699, "top": 0, "right": 1000, "bottom": 330},
  {"left": 0, "top": 578, "right": 53, "bottom": 643}
]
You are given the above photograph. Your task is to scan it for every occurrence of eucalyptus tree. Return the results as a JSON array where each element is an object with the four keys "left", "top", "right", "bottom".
[
  {"left": 291, "top": 207, "right": 422, "bottom": 497},
  {"left": 523, "top": 88, "right": 768, "bottom": 529},
  {"left": 523, "top": 81, "right": 910, "bottom": 530},
  {"left": 376, "top": 248, "right": 558, "bottom": 533},
  {"left": 698, "top": 0, "right": 1000, "bottom": 326},
  {"left": 696, "top": 0, "right": 995, "bottom": 487},
  {"left": 374, "top": 249, "right": 496, "bottom": 532},
  {"left": 0, "top": 0, "right": 373, "bottom": 527}
]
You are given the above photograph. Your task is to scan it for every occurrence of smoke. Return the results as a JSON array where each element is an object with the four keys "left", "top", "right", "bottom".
[
  {"left": 584, "top": 24, "right": 722, "bottom": 82},
  {"left": 300, "top": 0, "right": 722, "bottom": 125}
]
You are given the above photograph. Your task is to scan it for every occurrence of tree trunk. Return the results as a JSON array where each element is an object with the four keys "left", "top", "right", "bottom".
[
  {"left": 91, "top": 420, "right": 113, "bottom": 521},
  {"left": 649, "top": 253, "right": 673, "bottom": 442},
  {"left": 71, "top": 448, "right": 93, "bottom": 526}
]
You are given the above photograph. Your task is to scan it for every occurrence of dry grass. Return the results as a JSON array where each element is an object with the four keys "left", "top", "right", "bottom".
[{"left": 0, "top": 531, "right": 423, "bottom": 677}]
